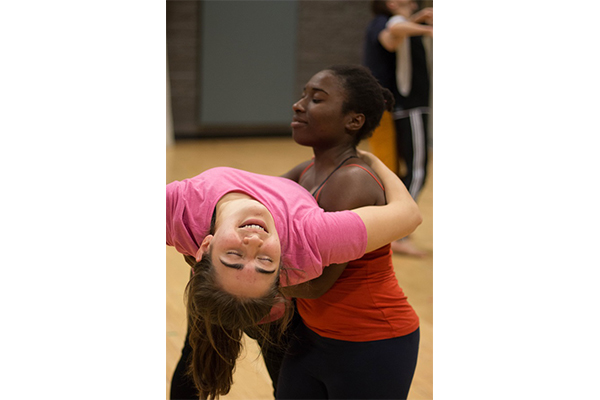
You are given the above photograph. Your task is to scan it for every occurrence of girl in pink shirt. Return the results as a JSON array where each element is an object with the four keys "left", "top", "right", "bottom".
[
  {"left": 167, "top": 120, "right": 420, "bottom": 400},
  {"left": 167, "top": 166, "right": 370, "bottom": 289},
  {"left": 167, "top": 156, "right": 420, "bottom": 399}
]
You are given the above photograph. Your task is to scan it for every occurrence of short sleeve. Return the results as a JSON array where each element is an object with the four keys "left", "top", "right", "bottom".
[
  {"left": 166, "top": 181, "right": 178, "bottom": 247},
  {"left": 165, "top": 177, "right": 212, "bottom": 256},
  {"left": 280, "top": 209, "right": 367, "bottom": 287},
  {"left": 305, "top": 210, "right": 368, "bottom": 267}
]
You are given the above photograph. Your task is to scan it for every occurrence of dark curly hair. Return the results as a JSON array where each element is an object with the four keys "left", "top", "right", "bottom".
[{"left": 324, "top": 64, "right": 395, "bottom": 146}]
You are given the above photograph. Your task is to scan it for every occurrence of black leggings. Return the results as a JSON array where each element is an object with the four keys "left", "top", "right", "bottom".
[
  {"left": 277, "top": 321, "right": 420, "bottom": 400},
  {"left": 170, "top": 330, "right": 197, "bottom": 400}
]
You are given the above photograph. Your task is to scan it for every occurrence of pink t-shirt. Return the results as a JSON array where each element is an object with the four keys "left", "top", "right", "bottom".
[{"left": 166, "top": 167, "right": 367, "bottom": 286}]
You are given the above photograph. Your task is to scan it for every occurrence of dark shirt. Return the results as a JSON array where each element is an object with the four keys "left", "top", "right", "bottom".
[{"left": 362, "top": 14, "right": 430, "bottom": 110}]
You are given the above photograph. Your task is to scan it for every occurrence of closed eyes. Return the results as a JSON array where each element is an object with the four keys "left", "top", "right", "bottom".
[
  {"left": 222, "top": 252, "right": 275, "bottom": 274},
  {"left": 219, "top": 259, "right": 276, "bottom": 275},
  {"left": 227, "top": 251, "right": 272, "bottom": 263}
]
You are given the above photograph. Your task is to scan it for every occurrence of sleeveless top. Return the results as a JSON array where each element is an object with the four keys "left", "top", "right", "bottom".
[{"left": 296, "top": 159, "right": 420, "bottom": 341}]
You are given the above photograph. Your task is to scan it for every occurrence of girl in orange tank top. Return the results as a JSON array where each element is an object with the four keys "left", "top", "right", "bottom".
[{"left": 276, "top": 65, "right": 420, "bottom": 400}]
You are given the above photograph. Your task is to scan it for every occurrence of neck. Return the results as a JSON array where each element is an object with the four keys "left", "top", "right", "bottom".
[
  {"left": 215, "top": 192, "right": 255, "bottom": 221},
  {"left": 312, "top": 146, "right": 357, "bottom": 171},
  {"left": 393, "top": 9, "right": 411, "bottom": 18},
  {"left": 217, "top": 191, "right": 254, "bottom": 204}
]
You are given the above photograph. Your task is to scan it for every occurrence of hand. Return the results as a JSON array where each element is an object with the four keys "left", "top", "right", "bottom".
[
  {"left": 411, "top": 7, "right": 433, "bottom": 26},
  {"left": 356, "top": 149, "right": 378, "bottom": 167}
]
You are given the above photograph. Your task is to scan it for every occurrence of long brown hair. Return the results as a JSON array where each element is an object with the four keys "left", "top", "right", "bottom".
[{"left": 184, "top": 252, "right": 293, "bottom": 399}]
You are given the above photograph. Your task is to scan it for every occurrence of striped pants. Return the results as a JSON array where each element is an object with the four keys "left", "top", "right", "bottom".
[{"left": 368, "top": 107, "right": 429, "bottom": 200}]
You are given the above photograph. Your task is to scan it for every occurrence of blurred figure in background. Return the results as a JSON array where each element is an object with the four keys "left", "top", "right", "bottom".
[{"left": 363, "top": 0, "right": 432, "bottom": 257}]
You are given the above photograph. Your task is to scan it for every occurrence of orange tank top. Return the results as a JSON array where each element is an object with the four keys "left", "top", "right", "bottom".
[{"left": 296, "top": 161, "right": 419, "bottom": 341}]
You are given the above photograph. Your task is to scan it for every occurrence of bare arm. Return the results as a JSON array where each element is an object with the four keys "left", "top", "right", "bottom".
[
  {"left": 410, "top": 7, "right": 433, "bottom": 25},
  {"left": 281, "top": 162, "right": 385, "bottom": 298},
  {"left": 379, "top": 17, "right": 433, "bottom": 51},
  {"left": 351, "top": 151, "right": 422, "bottom": 253},
  {"left": 280, "top": 160, "right": 312, "bottom": 181},
  {"left": 280, "top": 263, "right": 347, "bottom": 299}
]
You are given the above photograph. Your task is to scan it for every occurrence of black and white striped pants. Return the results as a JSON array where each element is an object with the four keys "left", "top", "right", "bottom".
[{"left": 393, "top": 106, "right": 430, "bottom": 200}]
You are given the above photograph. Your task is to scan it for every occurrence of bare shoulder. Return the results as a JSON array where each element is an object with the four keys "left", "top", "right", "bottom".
[
  {"left": 281, "top": 159, "right": 313, "bottom": 182},
  {"left": 317, "top": 163, "right": 386, "bottom": 211}
]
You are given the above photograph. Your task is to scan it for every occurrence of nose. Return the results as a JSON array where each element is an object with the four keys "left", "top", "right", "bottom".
[
  {"left": 243, "top": 234, "right": 263, "bottom": 247},
  {"left": 292, "top": 98, "right": 305, "bottom": 112}
]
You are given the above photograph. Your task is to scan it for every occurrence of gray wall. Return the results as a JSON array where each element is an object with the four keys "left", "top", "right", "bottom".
[
  {"left": 199, "top": 1, "right": 297, "bottom": 128},
  {"left": 294, "top": 1, "right": 371, "bottom": 101},
  {"left": 166, "top": 1, "right": 200, "bottom": 136},
  {"left": 167, "top": 0, "right": 372, "bottom": 139}
]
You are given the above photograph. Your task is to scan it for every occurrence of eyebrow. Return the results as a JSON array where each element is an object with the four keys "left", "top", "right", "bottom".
[
  {"left": 219, "top": 259, "right": 276, "bottom": 275},
  {"left": 303, "top": 86, "right": 329, "bottom": 95}
]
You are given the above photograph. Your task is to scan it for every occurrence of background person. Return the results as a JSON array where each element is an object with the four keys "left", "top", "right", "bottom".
[{"left": 362, "top": 0, "right": 433, "bottom": 257}]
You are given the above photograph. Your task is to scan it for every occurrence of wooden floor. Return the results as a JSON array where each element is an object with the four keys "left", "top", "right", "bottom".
[{"left": 166, "top": 136, "right": 433, "bottom": 400}]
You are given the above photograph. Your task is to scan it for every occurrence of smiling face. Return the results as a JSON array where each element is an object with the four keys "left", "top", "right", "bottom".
[
  {"left": 199, "top": 193, "right": 281, "bottom": 298},
  {"left": 291, "top": 70, "right": 356, "bottom": 148}
]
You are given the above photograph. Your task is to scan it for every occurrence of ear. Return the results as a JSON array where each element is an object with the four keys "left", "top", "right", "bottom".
[
  {"left": 196, "top": 235, "right": 213, "bottom": 261},
  {"left": 345, "top": 112, "right": 365, "bottom": 133}
]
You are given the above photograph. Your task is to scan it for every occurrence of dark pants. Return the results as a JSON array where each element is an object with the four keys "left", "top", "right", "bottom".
[
  {"left": 170, "top": 330, "right": 197, "bottom": 400},
  {"left": 245, "top": 309, "right": 301, "bottom": 398},
  {"left": 394, "top": 107, "right": 429, "bottom": 200},
  {"left": 277, "top": 320, "right": 420, "bottom": 400}
]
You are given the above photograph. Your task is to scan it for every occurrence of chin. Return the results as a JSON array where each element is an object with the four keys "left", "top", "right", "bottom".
[{"left": 291, "top": 132, "right": 313, "bottom": 147}]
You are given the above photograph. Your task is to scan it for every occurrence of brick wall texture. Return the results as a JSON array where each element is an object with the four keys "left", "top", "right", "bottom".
[{"left": 167, "top": 0, "right": 374, "bottom": 137}]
